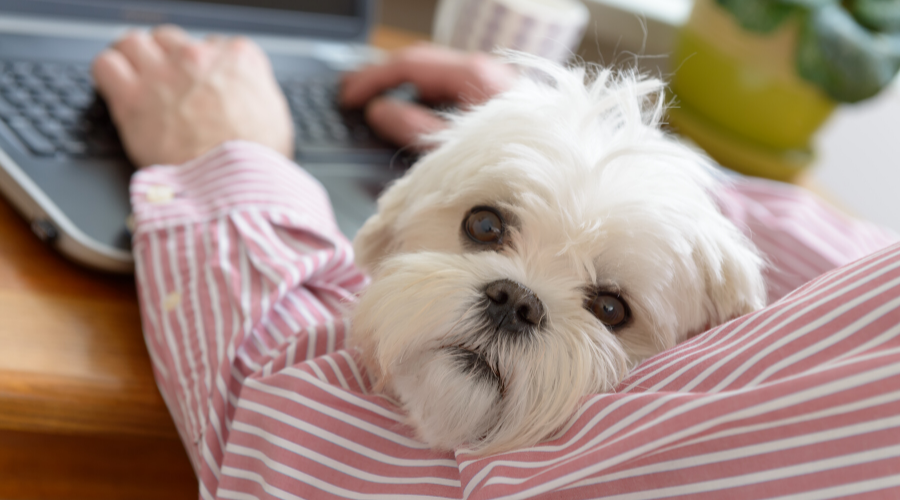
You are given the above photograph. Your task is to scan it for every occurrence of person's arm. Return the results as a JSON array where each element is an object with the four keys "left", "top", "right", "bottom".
[
  {"left": 129, "top": 141, "right": 367, "bottom": 490},
  {"left": 94, "top": 27, "right": 368, "bottom": 495}
]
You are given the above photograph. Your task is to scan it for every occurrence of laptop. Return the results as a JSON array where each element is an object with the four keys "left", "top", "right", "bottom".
[{"left": 0, "top": 0, "right": 410, "bottom": 273}]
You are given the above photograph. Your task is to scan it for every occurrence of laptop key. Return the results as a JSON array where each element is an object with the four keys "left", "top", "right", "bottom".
[
  {"left": 19, "top": 75, "right": 46, "bottom": 92},
  {"left": 52, "top": 106, "right": 80, "bottom": 125},
  {"left": 45, "top": 76, "right": 73, "bottom": 92},
  {"left": 6, "top": 117, "right": 55, "bottom": 156},
  {"left": 33, "top": 62, "right": 65, "bottom": 79},
  {"left": 36, "top": 120, "right": 66, "bottom": 138},
  {"left": 10, "top": 62, "right": 34, "bottom": 78},
  {"left": 58, "top": 138, "right": 89, "bottom": 157},
  {"left": 294, "top": 143, "right": 398, "bottom": 165},
  {"left": 0, "top": 96, "right": 16, "bottom": 118},
  {"left": 31, "top": 85, "right": 60, "bottom": 103},
  {"left": 328, "top": 124, "right": 350, "bottom": 141},
  {"left": 37, "top": 93, "right": 64, "bottom": 110},
  {"left": 63, "top": 90, "right": 93, "bottom": 109},
  {"left": 24, "top": 106, "right": 52, "bottom": 122},
  {"left": 305, "top": 125, "right": 328, "bottom": 141},
  {"left": 3, "top": 89, "right": 34, "bottom": 108}
]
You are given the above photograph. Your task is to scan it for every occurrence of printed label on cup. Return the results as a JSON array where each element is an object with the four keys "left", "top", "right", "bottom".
[{"left": 432, "top": 0, "right": 590, "bottom": 63}]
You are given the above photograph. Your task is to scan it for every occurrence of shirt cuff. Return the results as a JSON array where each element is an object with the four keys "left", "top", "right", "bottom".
[{"left": 129, "top": 141, "right": 338, "bottom": 236}]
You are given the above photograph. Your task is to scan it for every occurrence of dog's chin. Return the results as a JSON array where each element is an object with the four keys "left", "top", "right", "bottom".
[
  {"left": 391, "top": 347, "right": 503, "bottom": 450},
  {"left": 350, "top": 252, "right": 512, "bottom": 452}
]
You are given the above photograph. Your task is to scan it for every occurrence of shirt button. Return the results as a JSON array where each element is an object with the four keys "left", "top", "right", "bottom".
[
  {"left": 164, "top": 291, "right": 182, "bottom": 311},
  {"left": 146, "top": 185, "right": 175, "bottom": 203}
]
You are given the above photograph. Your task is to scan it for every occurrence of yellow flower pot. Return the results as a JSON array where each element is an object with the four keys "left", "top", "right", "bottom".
[{"left": 668, "top": 0, "right": 837, "bottom": 181}]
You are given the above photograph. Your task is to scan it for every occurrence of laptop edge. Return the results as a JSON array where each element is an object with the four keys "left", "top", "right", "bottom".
[{"left": 0, "top": 0, "right": 381, "bottom": 273}]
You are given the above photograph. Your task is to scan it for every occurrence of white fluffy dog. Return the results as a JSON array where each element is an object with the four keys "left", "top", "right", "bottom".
[{"left": 350, "top": 55, "right": 766, "bottom": 455}]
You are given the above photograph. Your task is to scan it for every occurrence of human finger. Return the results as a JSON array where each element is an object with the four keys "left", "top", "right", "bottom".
[
  {"left": 113, "top": 31, "right": 167, "bottom": 73},
  {"left": 364, "top": 97, "right": 447, "bottom": 149},
  {"left": 341, "top": 44, "right": 449, "bottom": 105},
  {"left": 341, "top": 45, "right": 515, "bottom": 108},
  {"left": 92, "top": 48, "right": 138, "bottom": 108},
  {"left": 227, "top": 36, "right": 265, "bottom": 62},
  {"left": 152, "top": 25, "right": 192, "bottom": 56},
  {"left": 204, "top": 33, "right": 227, "bottom": 43},
  {"left": 229, "top": 36, "right": 274, "bottom": 73}
]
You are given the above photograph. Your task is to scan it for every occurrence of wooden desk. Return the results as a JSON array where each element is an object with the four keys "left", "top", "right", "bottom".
[
  {"left": 0, "top": 167, "right": 197, "bottom": 498},
  {"left": 0, "top": 25, "right": 427, "bottom": 500}
]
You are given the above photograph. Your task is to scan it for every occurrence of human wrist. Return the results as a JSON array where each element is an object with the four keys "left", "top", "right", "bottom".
[{"left": 130, "top": 140, "right": 332, "bottom": 234}]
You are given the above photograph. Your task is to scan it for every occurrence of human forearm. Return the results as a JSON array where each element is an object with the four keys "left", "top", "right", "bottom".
[{"left": 130, "top": 141, "right": 366, "bottom": 483}]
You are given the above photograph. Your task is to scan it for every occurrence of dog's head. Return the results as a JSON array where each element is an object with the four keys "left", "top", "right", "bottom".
[{"left": 350, "top": 56, "right": 766, "bottom": 455}]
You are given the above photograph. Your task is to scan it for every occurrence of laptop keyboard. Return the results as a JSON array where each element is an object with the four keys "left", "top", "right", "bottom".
[
  {"left": 0, "top": 60, "right": 398, "bottom": 164},
  {"left": 280, "top": 77, "right": 401, "bottom": 164},
  {"left": 0, "top": 62, "right": 120, "bottom": 159}
]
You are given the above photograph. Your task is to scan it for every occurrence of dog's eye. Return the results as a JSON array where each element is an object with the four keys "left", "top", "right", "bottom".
[
  {"left": 465, "top": 207, "right": 504, "bottom": 244},
  {"left": 586, "top": 293, "right": 630, "bottom": 328}
]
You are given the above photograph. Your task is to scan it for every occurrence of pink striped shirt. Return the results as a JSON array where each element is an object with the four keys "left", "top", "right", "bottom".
[{"left": 131, "top": 141, "right": 900, "bottom": 499}]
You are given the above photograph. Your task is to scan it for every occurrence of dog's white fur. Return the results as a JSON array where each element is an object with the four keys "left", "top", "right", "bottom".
[{"left": 350, "top": 55, "right": 766, "bottom": 455}]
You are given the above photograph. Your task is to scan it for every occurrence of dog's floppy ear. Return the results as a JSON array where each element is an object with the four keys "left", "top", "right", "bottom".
[
  {"left": 353, "top": 176, "right": 413, "bottom": 273},
  {"left": 694, "top": 227, "right": 767, "bottom": 335}
]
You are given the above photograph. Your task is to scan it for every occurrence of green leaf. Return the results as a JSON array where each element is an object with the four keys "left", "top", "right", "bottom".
[
  {"left": 796, "top": 4, "right": 900, "bottom": 102},
  {"left": 847, "top": 0, "right": 900, "bottom": 32},
  {"left": 715, "top": 0, "right": 804, "bottom": 33},
  {"left": 779, "top": 0, "right": 838, "bottom": 7}
]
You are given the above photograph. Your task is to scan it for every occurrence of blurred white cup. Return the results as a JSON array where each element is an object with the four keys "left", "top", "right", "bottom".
[{"left": 432, "top": 0, "right": 590, "bottom": 63}]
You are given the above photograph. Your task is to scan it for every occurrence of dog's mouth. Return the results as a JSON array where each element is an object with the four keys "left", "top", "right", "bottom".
[{"left": 444, "top": 346, "right": 504, "bottom": 396}]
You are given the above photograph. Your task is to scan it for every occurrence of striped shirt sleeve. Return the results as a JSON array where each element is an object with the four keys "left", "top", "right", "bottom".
[
  {"left": 132, "top": 144, "right": 900, "bottom": 499},
  {"left": 716, "top": 178, "right": 900, "bottom": 302},
  {"left": 130, "top": 141, "right": 379, "bottom": 499}
]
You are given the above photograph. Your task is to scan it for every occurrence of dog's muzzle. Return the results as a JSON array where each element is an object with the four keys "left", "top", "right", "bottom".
[{"left": 484, "top": 279, "right": 544, "bottom": 334}]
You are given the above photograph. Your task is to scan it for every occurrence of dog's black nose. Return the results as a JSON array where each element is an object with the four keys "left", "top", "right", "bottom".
[{"left": 484, "top": 279, "right": 544, "bottom": 334}]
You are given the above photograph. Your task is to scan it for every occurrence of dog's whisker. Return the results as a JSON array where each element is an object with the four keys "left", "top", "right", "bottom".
[{"left": 443, "top": 300, "right": 483, "bottom": 339}]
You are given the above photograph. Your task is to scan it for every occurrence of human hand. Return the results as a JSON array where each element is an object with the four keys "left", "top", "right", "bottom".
[
  {"left": 92, "top": 26, "right": 293, "bottom": 167},
  {"left": 340, "top": 44, "right": 517, "bottom": 148}
]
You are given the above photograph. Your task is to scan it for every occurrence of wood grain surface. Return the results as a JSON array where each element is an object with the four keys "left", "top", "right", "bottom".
[
  {"left": 0, "top": 430, "right": 196, "bottom": 500},
  {"left": 370, "top": 25, "right": 429, "bottom": 51},
  {"left": 0, "top": 191, "right": 197, "bottom": 497},
  {"left": 0, "top": 193, "right": 175, "bottom": 438}
]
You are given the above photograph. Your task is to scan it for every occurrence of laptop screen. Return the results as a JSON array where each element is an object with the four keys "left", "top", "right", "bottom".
[
  {"left": 148, "top": 0, "right": 356, "bottom": 18},
  {"left": 0, "top": 0, "right": 372, "bottom": 40}
]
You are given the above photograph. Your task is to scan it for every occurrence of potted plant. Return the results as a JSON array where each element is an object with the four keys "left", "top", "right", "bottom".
[{"left": 668, "top": 0, "right": 900, "bottom": 181}]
